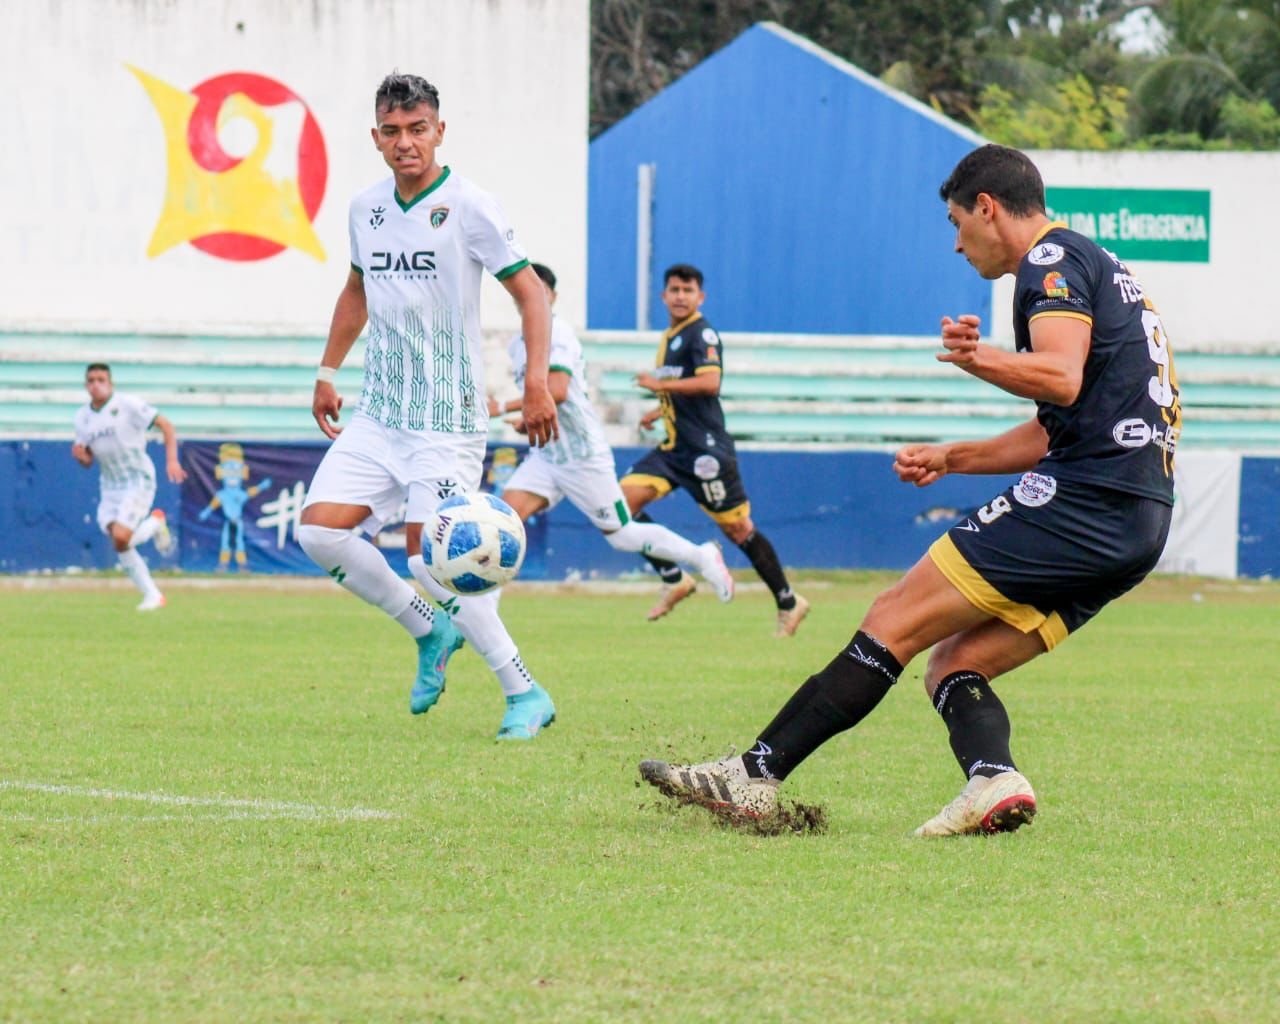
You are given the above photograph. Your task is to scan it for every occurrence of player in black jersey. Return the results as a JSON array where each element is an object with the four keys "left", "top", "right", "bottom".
[
  {"left": 639, "top": 145, "right": 1181, "bottom": 835},
  {"left": 620, "top": 263, "right": 808, "bottom": 636}
]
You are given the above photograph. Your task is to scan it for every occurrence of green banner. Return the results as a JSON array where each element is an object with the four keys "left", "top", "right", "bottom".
[{"left": 1045, "top": 187, "right": 1210, "bottom": 263}]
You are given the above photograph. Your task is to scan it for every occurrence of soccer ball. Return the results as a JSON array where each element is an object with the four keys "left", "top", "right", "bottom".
[{"left": 425, "top": 492, "right": 526, "bottom": 595}]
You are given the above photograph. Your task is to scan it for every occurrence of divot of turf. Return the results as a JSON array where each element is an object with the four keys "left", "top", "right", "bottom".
[{"left": 639, "top": 780, "right": 828, "bottom": 836}]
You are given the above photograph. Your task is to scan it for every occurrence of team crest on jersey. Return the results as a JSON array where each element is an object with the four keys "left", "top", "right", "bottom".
[
  {"left": 693, "top": 454, "right": 721, "bottom": 481},
  {"left": 370, "top": 206, "right": 385, "bottom": 228},
  {"left": 1028, "top": 242, "right": 1064, "bottom": 266},
  {"left": 430, "top": 206, "right": 449, "bottom": 229},
  {"left": 1043, "top": 271, "right": 1070, "bottom": 298},
  {"left": 669, "top": 336, "right": 684, "bottom": 352},
  {"left": 1013, "top": 472, "right": 1057, "bottom": 507}
]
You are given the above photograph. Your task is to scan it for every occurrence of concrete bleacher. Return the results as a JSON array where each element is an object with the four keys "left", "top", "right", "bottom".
[{"left": 3, "top": 329, "right": 1279, "bottom": 450}]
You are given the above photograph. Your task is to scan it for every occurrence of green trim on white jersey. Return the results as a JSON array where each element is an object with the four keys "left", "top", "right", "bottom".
[
  {"left": 73, "top": 391, "right": 159, "bottom": 492},
  {"left": 495, "top": 258, "right": 530, "bottom": 281},
  {"left": 394, "top": 167, "right": 452, "bottom": 212},
  {"left": 508, "top": 315, "right": 611, "bottom": 467},
  {"left": 348, "top": 168, "right": 527, "bottom": 433}
]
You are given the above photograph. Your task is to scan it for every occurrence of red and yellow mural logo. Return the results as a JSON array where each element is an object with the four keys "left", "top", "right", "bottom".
[{"left": 128, "top": 66, "right": 328, "bottom": 262}]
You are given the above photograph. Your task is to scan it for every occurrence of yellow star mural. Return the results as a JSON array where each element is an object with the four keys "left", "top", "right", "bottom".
[{"left": 128, "top": 65, "right": 326, "bottom": 261}]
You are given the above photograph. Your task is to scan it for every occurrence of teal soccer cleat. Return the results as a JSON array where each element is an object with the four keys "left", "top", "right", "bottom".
[
  {"left": 495, "top": 683, "right": 556, "bottom": 740},
  {"left": 409, "top": 614, "right": 465, "bottom": 715}
]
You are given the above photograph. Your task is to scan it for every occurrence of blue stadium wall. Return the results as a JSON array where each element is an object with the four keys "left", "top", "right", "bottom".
[
  {"left": 588, "top": 22, "right": 991, "bottom": 333},
  {"left": 3, "top": 441, "right": 1276, "bottom": 579}
]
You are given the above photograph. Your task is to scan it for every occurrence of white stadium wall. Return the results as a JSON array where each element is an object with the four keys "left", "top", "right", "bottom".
[
  {"left": 0, "top": 0, "right": 588, "bottom": 336},
  {"left": 990, "top": 150, "right": 1280, "bottom": 350}
]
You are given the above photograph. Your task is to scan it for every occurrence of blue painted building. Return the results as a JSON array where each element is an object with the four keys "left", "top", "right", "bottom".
[{"left": 588, "top": 22, "right": 991, "bottom": 333}]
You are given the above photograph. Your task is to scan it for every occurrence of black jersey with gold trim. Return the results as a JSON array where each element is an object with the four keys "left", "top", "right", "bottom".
[
  {"left": 653, "top": 313, "right": 733, "bottom": 454},
  {"left": 1014, "top": 224, "right": 1181, "bottom": 504}
]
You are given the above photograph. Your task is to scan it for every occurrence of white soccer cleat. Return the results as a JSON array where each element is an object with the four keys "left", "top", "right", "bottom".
[
  {"left": 150, "top": 509, "right": 175, "bottom": 555},
  {"left": 774, "top": 593, "right": 810, "bottom": 638},
  {"left": 698, "top": 542, "right": 735, "bottom": 603},
  {"left": 639, "top": 752, "right": 779, "bottom": 818},
  {"left": 913, "top": 770, "right": 1037, "bottom": 837},
  {"left": 646, "top": 574, "right": 697, "bottom": 621},
  {"left": 136, "top": 591, "right": 167, "bottom": 612}
]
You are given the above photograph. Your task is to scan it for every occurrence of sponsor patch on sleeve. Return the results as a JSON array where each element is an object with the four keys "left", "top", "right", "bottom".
[{"left": 1042, "top": 271, "right": 1070, "bottom": 299}]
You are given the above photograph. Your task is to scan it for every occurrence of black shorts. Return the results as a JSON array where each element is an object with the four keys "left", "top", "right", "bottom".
[
  {"left": 620, "top": 446, "right": 751, "bottom": 525},
  {"left": 930, "top": 472, "right": 1172, "bottom": 650}
]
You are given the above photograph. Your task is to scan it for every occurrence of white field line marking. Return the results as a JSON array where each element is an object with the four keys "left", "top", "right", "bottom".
[{"left": 0, "top": 781, "right": 396, "bottom": 821}]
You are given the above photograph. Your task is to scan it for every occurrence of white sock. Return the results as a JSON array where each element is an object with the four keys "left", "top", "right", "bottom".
[
  {"left": 605, "top": 520, "right": 703, "bottom": 568},
  {"left": 299, "top": 525, "right": 430, "bottom": 636},
  {"left": 130, "top": 514, "right": 159, "bottom": 548},
  {"left": 394, "top": 593, "right": 436, "bottom": 639},
  {"left": 118, "top": 547, "right": 158, "bottom": 597},
  {"left": 409, "top": 554, "right": 530, "bottom": 692},
  {"left": 494, "top": 654, "right": 535, "bottom": 698}
]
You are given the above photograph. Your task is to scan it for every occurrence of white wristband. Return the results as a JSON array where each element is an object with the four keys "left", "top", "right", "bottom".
[{"left": 316, "top": 366, "right": 337, "bottom": 384}]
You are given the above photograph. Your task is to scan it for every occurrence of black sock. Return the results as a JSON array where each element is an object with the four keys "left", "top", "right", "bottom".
[
  {"left": 737, "top": 530, "right": 794, "bottom": 609},
  {"left": 932, "top": 672, "right": 1016, "bottom": 779},
  {"left": 635, "top": 512, "right": 682, "bottom": 583},
  {"left": 743, "top": 631, "right": 902, "bottom": 781}
]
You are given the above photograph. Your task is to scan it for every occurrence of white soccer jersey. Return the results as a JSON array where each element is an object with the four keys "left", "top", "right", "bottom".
[
  {"left": 348, "top": 167, "right": 528, "bottom": 433},
  {"left": 508, "top": 315, "right": 611, "bottom": 466},
  {"left": 73, "top": 391, "right": 158, "bottom": 491}
]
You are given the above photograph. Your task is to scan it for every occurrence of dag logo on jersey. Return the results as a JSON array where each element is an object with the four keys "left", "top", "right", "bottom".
[{"left": 1043, "top": 271, "right": 1070, "bottom": 298}]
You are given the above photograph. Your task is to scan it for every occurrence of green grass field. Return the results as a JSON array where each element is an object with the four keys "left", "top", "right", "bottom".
[{"left": 2, "top": 574, "right": 1277, "bottom": 1023}]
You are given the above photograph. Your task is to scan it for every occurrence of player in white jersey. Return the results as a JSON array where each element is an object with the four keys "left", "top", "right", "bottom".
[
  {"left": 493, "top": 265, "right": 734, "bottom": 603},
  {"left": 299, "top": 73, "right": 560, "bottom": 741},
  {"left": 71, "top": 363, "right": 185, "bottom": 611}
]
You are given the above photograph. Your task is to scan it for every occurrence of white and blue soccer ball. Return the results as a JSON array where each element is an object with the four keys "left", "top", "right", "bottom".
[{"left": 425, "top": 492, "right": 526, "bottom": 595}]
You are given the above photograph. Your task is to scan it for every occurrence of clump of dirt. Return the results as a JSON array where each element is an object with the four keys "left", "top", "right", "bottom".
[{"left": 640, "top": 779, "right": 828, "bottom": 836}]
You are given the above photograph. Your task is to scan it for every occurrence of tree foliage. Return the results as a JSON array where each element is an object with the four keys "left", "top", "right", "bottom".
[
  {"left": 590, "top": 0, "right": 1280, "bottom": 150},
  {"left": 972, "top": 76, "right": 1129, "bottom": 149}
]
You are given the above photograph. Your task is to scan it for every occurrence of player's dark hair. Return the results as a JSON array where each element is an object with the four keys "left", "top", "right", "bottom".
[
  {"left": 85, "top": 363, "right": 110, "bottom": 376},
  {"left": 663, "top": 263, "right": 703, "bottom": 288},
  {"left": 939, "top": 144, "right": 1046, "bottom": 217},
  {"left": 375, "top": 73, "right": 440, "bottom": 116},
  {"left": 530, "top": 263, "right": 557, "bottom": 291}
]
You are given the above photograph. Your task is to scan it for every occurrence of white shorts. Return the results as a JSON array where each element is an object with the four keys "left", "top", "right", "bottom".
[
  {"left": 504, "top": 450, "right": 629, "bottom": 531},
  {"left": 97, "top": 484, "right": 156, "bottom": 534},
  {"left": 303, "top": 412, "right": 485, "bottom": 534}
]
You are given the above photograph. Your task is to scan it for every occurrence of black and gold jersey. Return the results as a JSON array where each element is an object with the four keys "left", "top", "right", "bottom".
[
  {"left": 652, "top": 313, "right": 732, "bottom": 454},
  {"left": 1014, "top": 224, "right": 1181, "bottom": 504}
]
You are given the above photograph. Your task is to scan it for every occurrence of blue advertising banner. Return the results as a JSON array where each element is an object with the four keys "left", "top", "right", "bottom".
[
  {"left": 180, "top": 441, "right": 318, "bottom": 574},
  {"left": 178, "top": 440, "right": 548, "bottom": 576},
  {"left": 3, "top": 439, "right": 1276, "bottom": 579}
]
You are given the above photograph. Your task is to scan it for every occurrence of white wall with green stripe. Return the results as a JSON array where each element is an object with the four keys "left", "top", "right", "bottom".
[{"left": 990, "top": 150, "right": 1280, "bottom": 351}]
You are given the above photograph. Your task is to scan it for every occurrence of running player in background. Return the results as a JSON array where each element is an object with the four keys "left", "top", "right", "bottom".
[
  {"left": 71, "top": 363, "right": 185, "bottom": 611},
  {"left": 640, "top": 144, "right": 1181, "bottom": 835},
  {"left": 621, "top": 264, "right": 807, "bottom": 636},
  {"left": 299, "top": 72, "right": 560, "bottom": 741},
  {"left": 492, "top": 263, "right": 735, "bottom": 602}
]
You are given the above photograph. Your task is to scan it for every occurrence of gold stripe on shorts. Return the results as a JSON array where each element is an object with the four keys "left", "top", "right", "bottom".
[
  {"left": 619, "top": 473, "right": 673, "bottom": 498},
  {"left": 703, "top": 501, "right": 751, "bottom": 527},
  {"left": 929, "top": 534, "right": 1070, "bottom": 651}
]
